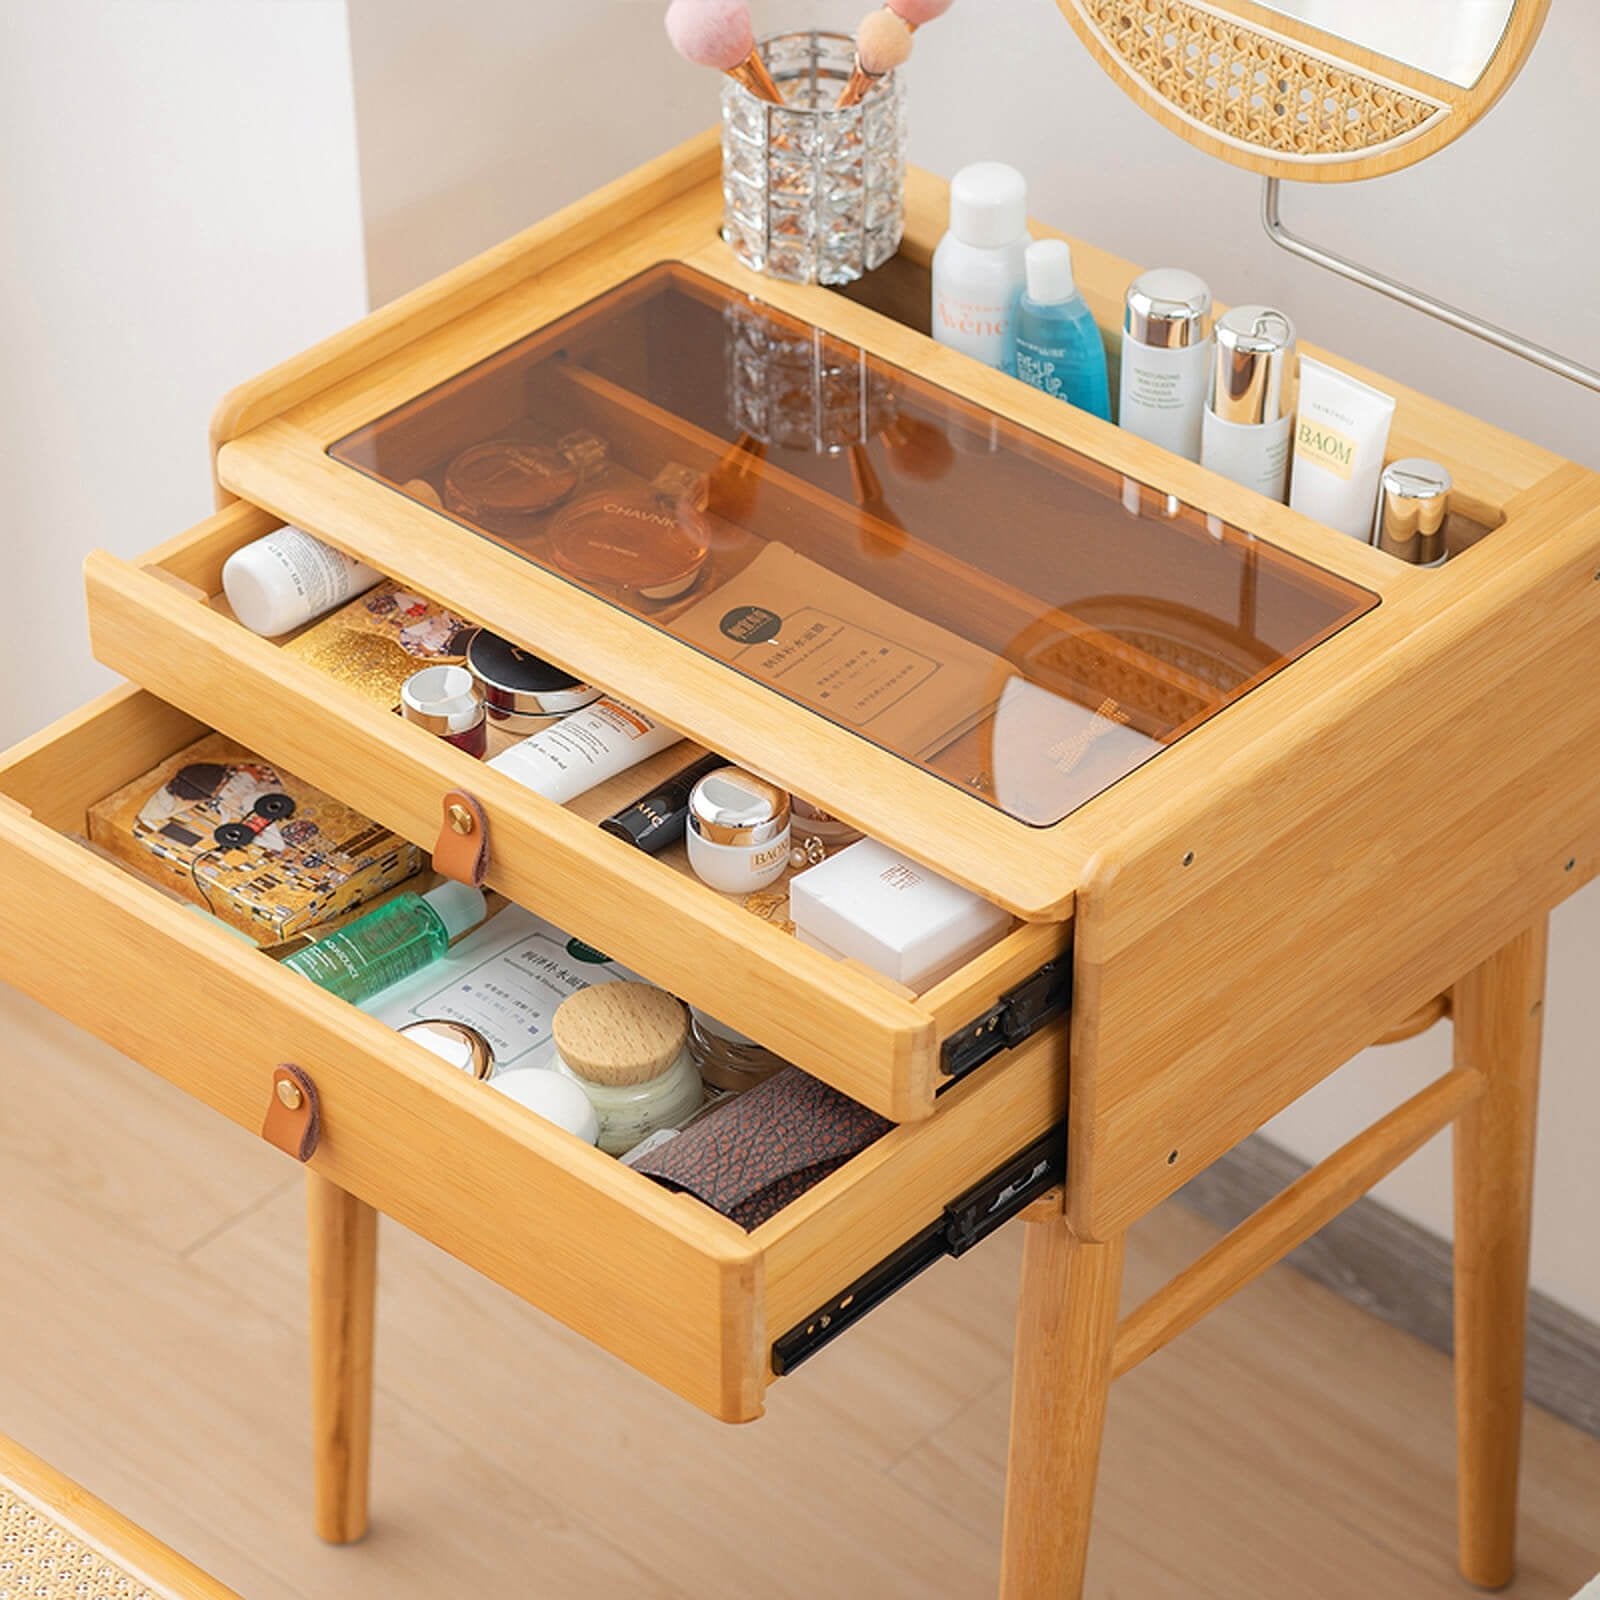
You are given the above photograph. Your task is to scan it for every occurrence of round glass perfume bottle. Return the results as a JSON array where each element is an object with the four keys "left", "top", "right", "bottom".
[
  {"left": 552, "top": 982, "right": 704, "bottom": 1156},
  {"left": 548, "top": 463, "right": 711, "bottom": 604}
]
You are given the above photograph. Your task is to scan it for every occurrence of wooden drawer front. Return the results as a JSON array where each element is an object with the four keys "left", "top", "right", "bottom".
[
  {"left": 0, "top": 686, "right": 1068, "bottom": 1421},
  {"left": 84, "top": 503, "right": 1072, "bottom": 1122}
]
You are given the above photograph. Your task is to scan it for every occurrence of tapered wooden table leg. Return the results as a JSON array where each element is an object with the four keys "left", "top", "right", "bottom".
[
  {"left": 308, "top": 1171, "right": 378, "bottom": 1545},
  {"left": 1451, "top": 918, "right": 1547, "bottom": 1590},
  {"left": 999, "top": 1216, "right": 1126, "bottom": 1600}
]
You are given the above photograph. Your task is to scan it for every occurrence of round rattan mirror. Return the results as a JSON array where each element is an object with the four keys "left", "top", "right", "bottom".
[{"left": 1056, "top": 0, "right": 1551, "bottom": 181}]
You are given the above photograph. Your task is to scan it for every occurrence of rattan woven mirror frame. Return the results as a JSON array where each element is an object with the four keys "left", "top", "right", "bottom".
[{"left": 1057, "top": 0, "right": 1551, "bottom": 182}]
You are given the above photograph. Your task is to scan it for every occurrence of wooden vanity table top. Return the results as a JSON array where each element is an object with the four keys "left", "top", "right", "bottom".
[{"left": 201, "top": 130, "right": 1600, "bottom": 1240}]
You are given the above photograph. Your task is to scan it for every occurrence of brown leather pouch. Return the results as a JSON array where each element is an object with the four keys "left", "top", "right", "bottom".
[{"left": 631, "top": 1068, "right": 891, "bottom": 1230}]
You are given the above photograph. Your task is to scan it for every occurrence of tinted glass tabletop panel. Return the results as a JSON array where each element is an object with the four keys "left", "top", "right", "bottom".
[{"left": 331, "top": 263, "right": 1376, "bottom": 826}]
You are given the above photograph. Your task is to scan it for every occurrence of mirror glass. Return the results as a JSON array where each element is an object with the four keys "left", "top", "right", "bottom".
[{"left": 1251, "top": 0, "right": 1515, "bottom": 87}]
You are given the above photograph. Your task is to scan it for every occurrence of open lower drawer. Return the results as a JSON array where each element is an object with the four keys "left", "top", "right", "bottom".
[
  {"left": 0, "top": 684, "right": 1067, "bottom": 1421},
  {"left": 86, "top": 502, "right": 1072, "bottom": 1123}
]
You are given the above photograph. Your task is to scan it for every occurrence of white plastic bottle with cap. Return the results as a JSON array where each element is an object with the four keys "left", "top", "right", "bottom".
[
  {"left": 931, "top": 162, "right": 1031, "bottom": 370},
  {"left": 222, "top": 526, "right": 380, "bottom": 638}
]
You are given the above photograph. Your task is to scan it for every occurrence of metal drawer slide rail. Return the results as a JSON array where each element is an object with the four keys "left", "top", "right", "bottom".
[
  {"left": 939, "top": 959, "right": 1072, "bottom": 1089},
  {"left": 771, "top": 1122, "right": 1068, "bottom": 1375}
]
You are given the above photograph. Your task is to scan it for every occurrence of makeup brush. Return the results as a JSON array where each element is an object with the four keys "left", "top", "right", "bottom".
[
  {"left": 848, "top": 443, "right": 910, "bottom": 558},
  {"left": 665, "top": 0, "right": 784, "bottom": 105},
  {"left": 834, "top": 0, "right": 953, "bottom": 110},
  {"left": 707, "top": 431, "right": 769, "bottom": 525}
]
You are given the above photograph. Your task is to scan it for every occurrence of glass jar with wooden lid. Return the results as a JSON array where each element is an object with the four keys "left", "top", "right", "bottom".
[{"left": 552, "top": 982, "right": 705, "bottom": 1156}]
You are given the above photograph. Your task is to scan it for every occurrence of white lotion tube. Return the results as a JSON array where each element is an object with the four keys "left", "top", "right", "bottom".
[
  {"left": 1289, "top": 357, "right": 1396, "bottom": 539},
  {"left": 487, "top": 697, "right": 681, "bottom": 804},
  {"left": 222, "top": 526, "right": 381, "bottom": 637}
]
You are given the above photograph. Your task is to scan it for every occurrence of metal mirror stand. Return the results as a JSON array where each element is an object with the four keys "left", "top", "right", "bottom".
[{"left": 1261, "top": 177, "right": 1600, "bottom": 395}]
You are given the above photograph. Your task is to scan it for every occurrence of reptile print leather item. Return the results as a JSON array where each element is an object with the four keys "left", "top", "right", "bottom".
[{"left": 631, "top": 1067, "right": 892, "bottom": 1229}]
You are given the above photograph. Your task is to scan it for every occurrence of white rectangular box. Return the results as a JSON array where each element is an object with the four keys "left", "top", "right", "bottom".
[{"left": 789, "top": 839, "right": 1011, "bottom": 993}]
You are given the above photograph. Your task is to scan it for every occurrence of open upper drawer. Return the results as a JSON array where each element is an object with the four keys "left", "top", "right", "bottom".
[
  {"left": 88, "top": 502, "right": 1070, "bottom": 1121},
  {"left": 212, "top": 257, "right": 1377, "bottom": 923},
  {"left": 0, "top": 686, "right": 1067, "bottom": 1421}
]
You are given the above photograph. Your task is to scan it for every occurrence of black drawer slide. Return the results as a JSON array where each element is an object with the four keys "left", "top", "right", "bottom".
[{"left": 771, "top": 1122, "right": 1068, "bottom": 1376}]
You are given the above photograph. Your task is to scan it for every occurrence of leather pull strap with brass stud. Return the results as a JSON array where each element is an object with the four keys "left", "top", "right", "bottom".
[
  {"left": 261, "top": 1063, "right": 321, "bottom": 1162},
  {"left": 434, "top": 788, "right": 492, "bottom": 887}
]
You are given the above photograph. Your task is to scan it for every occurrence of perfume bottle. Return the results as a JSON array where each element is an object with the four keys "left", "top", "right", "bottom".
[
  {"left": 1006, "top": 240, "right": 1111, "bottom": 422},
  {"left": 549, "top": 462, "right": 711, "bottom": 603},
  {"left": 283, "top": 881, "right": 487, "bottom": 1005},
  {"left": 442, "top": 430, "right": 607, "bottom": 539}
]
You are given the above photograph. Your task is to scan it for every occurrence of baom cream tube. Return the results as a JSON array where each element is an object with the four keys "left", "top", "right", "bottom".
[{"left": 1289, "top": 357, "right": 1397, "bottom": 540}]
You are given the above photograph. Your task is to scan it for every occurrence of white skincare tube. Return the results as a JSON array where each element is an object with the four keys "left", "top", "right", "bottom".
[
  {"left": 487, "top": 697, "right": 681, "bottom": 804},
  {"left": 222, "top": 526, "right": 381, "bottom": 637},
  {"left": 1289, "top": 358, "right": 1396, "bottom": 540}
]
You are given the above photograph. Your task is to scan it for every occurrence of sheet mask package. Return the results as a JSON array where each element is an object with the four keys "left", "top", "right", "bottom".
[
  {"left": 87, "top": 733, "right": 423, "bottom": 945},
  {"left": 280, "top": 578, "right": 477, "bottom": 707},
  {"left": 362, "top": 901, "right": 647, "bottom": 1074}
]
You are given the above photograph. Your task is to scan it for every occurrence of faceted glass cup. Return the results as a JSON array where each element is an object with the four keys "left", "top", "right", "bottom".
[{"left": 721, "top": 30, "right": 906, "bottom": 287}]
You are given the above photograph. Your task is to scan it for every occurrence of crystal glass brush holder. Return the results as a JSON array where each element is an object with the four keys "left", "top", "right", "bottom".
[{"left": 720, "top": 30, "right": 907, "bottom": 287}]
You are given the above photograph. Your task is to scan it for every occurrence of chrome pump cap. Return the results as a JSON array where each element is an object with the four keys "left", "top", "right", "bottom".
[
  {"left": 1375, "top": 458, "right": 1452, "bottom": 567},
  {"left": 1124, "top": 268, "right": 1213, "bottom": 349},
  {"left": 1209, "top": 305, "right": 1297, "bottom": 426}
]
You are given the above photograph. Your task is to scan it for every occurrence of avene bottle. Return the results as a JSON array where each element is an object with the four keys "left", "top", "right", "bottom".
[
  {"left": 1118, "top": 268, "right": 1213, "bottom": 461},
  {"left": 931, "top": 163, "right": 1030, "bottom": 369},
  {"left": 1200, "top": 305, "right": 1296, "bottom": 502},
  {"left": 1006, "top": 240, "right": 1111, "bottom": 420}
]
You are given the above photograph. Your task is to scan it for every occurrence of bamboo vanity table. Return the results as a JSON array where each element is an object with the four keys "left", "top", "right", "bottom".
[{"left": 2, "top": 39, "right": 1597, "bottom": 1600}]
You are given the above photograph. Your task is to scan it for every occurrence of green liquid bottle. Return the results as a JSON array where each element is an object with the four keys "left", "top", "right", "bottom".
[{"left": 283, "top": 882, "right": 487, "bottom": 1005}]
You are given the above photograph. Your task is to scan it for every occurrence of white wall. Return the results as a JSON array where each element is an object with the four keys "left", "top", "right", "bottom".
[
  {"left": 347, "top": 0, "right": 1599, "bottom": 1322},
  {"left": 0, "top": 0, "right": 368, "bottom": 749}
]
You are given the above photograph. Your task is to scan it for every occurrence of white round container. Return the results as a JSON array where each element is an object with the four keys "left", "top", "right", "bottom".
[
  {"left": 686, "top": 768, "right": 792, "bottom": 894},
  {"left": 492, "top": 1069, "right": 601, "bottom": 1145},
  {"left": 222, "top": 526, "right": 381, "bottom": 637}
]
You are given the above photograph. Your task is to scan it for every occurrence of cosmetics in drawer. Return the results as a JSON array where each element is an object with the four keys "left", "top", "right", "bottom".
[
  {"left": 353, "top": 894, "right": 890, "bottom": 1220},
  {"left": 86, "top": 732, "right": 423, "bottom": 945}
]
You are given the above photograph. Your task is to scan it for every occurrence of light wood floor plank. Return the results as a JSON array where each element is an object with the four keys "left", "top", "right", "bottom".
[{"left": 2, "top": 987, "right": 286, "bottom": 1254}]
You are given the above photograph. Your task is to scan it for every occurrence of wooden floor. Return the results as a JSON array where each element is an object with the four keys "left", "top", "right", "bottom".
[{"left": 1, "top": 984, "right": 1596, "bottom": 1599}]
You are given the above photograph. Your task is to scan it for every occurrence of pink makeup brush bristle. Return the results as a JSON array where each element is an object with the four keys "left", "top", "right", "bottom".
[
  {"left": 856, "top": 8, "right": 914, "bottom": 75},
  {"left": 886, "top": 0, "right": 954, "bottom": 27},
  {"left": 665, "top": 0, "right": 755, "bottom": 71}
]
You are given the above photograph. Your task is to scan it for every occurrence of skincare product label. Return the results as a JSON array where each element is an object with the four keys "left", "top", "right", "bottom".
[
  {"left": 364, "top": 903, "right": 644, "bottom": 1071},
  {"left": 1118, "top": 339, "right": 1212, "bottom": 461},
  {"left": 87, "top": 733, "right": 422, "bottom": 944},
  {"left": 672, "top": 543, "right": 1006, "bottom": 760},
  {"left": 281, "top": 579, "right": 477, "bottom": 707},
  {"left": 488, "top": 699, "right": 681, "bottom": 803},
  {"left": 1289, "top": 357, "right": 1396, "bottom": 540}
]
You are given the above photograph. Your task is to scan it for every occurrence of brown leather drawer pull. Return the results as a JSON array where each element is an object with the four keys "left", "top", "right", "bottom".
[
  {"left": 262, "top": 1063, "right": 321, "bottom": 1162},
  {"left": 435, "top": 788, "right": 491, "bottom": 887}
]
